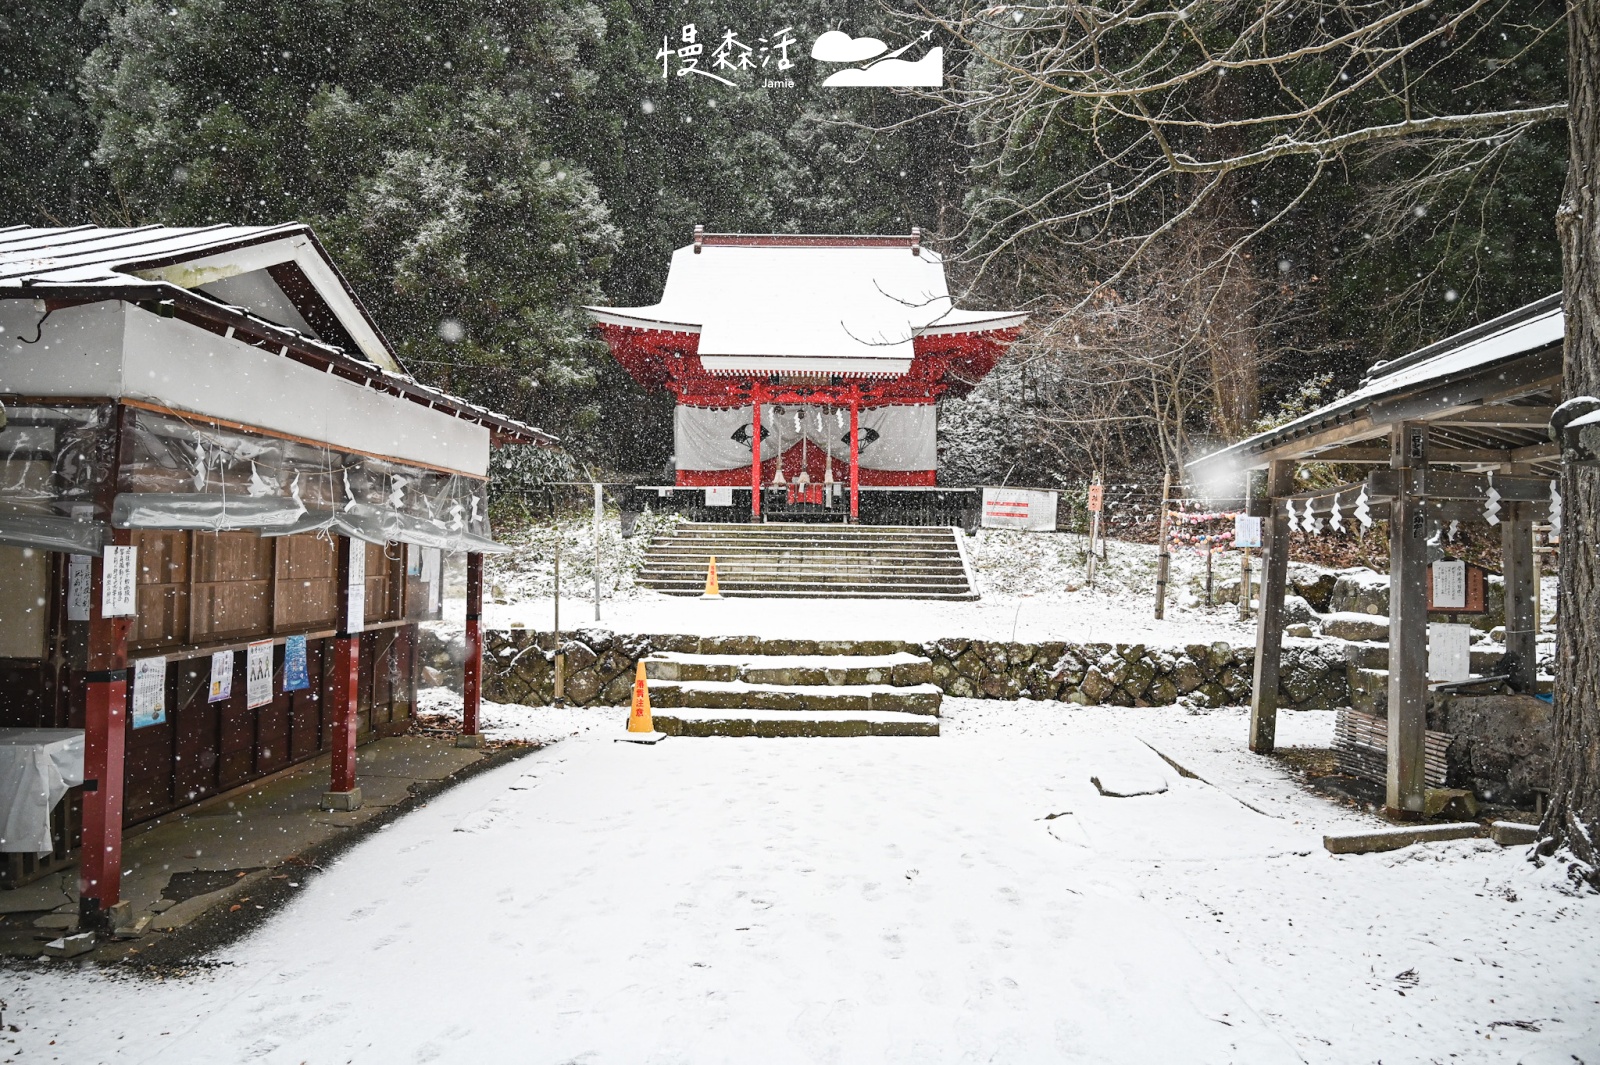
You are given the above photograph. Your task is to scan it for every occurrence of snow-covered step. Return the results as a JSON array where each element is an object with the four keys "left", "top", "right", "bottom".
[
  {"left": 644, "top": 651, "right": 932, "bottom": 687},
  {"left": 652, "top": 708, "right": 940, "bottom": 738},
  {"left": 639, "top": 522, "right": 975, "bottom": 599},
  {"left": 647, "top": 679, "right": 943, "bottom": 716}
]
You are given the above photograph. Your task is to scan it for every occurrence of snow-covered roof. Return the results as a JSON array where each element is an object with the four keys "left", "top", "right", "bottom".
[
  {"left": 586, "top": 233, "right": 1025, "bottom": 376},
  {"left": 1192, "top": 293, "right": 1563, "bottom": 472},
  {"left": 0, "top": 224, "right": 552, "bottom": 446}
]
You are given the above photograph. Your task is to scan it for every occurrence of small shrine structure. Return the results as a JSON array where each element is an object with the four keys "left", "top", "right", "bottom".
[
  {"left": 1192, "top": 294, "right": 1562, "bottom": 819},
  {"left": 587, "top": 229, "right": 1025, "bottom": 520}
]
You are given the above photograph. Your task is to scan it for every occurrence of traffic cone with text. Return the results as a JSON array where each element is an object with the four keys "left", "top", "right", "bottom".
[
  {"left": 700, "top": 556, "right": 723, "bottom": 600},
  {"left": 617, "top": 661, "right": 664, "bottom": 744}
]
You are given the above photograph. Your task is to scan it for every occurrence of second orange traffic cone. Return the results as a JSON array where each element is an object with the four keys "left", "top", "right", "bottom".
[
  {"left": 700, "top": 555, "right": 723, "bottom": 599},
  {"left": 628, "top": 661, "right": 653, "bottom": 732},
  {"left": 616, "top": 661, "right": 664, "bottom": 744}
]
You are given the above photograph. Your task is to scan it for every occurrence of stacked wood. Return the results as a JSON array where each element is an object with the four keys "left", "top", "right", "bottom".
[{"left": 1334, "top": 707, "right": 1450, "bottom": 787}]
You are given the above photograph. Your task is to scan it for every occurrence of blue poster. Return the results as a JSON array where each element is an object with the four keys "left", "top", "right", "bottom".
[{"left": 283, "top": 634, "right": 310, "bottom": 692}]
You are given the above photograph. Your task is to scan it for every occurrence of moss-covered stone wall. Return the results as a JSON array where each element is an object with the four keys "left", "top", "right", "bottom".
[{"left": 479, "top": 628, "right": 1349, "bottom": 711}]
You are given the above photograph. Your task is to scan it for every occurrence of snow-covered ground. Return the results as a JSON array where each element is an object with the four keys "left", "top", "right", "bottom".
[
  {"left": 477, "top": 520, "right": 1258, "bottom": 644},
  {"left": 9, "top": 702, "right": 1594, "bottom": 1064}
]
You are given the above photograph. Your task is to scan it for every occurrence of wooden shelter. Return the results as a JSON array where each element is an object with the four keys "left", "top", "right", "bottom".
[
  {"left": 0, "top": 224, "right": 550, "bottom": 928},
  {"left": 1191, "top": 294, "right": 1562, "bottom": 818},
  {"left": 587, "top": 229, "right": 1024, "bottom": 520}
]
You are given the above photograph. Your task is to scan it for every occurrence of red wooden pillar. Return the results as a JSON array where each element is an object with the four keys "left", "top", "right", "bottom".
[
  {"left": 750, "top": 385, "right": 763, "bottom": 521},
  {"left": 324, "top": 535, "right": 362, "bottom": 810},
  {"left": 458, "top": 552, "right": 485, "bottom": 747},
  {"left": 79, "top": 530, "right": 132, "bottom": 931},
  {"left": 848, "top": 392, "right": 861, "bottom": 523}
]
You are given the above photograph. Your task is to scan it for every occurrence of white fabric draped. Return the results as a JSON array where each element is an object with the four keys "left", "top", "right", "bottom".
[{"left": 674, "top": 404, "right": 935, "bottom": 473}]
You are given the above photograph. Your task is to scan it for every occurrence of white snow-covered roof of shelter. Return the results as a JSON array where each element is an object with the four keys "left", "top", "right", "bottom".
[
  {"left": 585, "top": 232, "right": 1025, "bottom": 375},
  {"left": 1191, "top": 293, "right": 1563, "bottom": 471},
  {"left": 0, "top": 223, "right": 402, "bottom": 371},
  {"left": 0, "top": 224, "right": 554, "bottom": 447}
]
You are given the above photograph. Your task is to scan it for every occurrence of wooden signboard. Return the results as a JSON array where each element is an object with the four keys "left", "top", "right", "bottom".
[
  {"left": 1087, "top": 484, "right": 1104, "bottom": 513},
  {"left": 1427, "top": 560, "right": 1486, "bottom": 614}
]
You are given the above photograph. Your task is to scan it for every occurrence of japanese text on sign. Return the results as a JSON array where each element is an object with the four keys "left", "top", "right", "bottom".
[
  {"left": 346, "top": 539, "right": 366, "bottom": 634},
  {"left": 1432, "top": 560, "right": 1466, "bottom": 609},
  {"left": 101, "top": 545, "right": 137, "bottom": 617},
  {"left": 67, "top": 554, "right": 91, "bottom": 621}
]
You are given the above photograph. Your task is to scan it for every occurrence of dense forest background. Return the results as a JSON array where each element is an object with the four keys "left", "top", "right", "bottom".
[{"left": 1, "top": 0, "right": 1569, "bottom": 489}]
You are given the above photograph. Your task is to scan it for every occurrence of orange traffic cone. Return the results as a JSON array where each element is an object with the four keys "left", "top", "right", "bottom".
[
  {"left": 618, "top": 661, "right": 664, "bottom": 744},
  {"left": 700, "top": 556, "right": 723, "bottom": 600}
]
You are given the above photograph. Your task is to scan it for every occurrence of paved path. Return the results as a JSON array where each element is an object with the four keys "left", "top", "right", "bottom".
[{"left": 5, "top": 705, "right": 1594, "bottom": 1064}]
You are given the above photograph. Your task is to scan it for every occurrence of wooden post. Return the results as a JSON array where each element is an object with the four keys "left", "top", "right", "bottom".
[
  {"left": 1387, "top": 423, "right": 1430, "bottom": 819},
  {"left": 1086, "top": 477, "right": 1101, "bottom": 587},
  {"left": 552, "top": 540, "right": 564, "bottom": 707},
  {"left": 1239, "top": 548, "right": 1252, "bottom": 621},
  {"left": 592, "top": 482, "right": 603, "bottom": 621},
  {"left": 848, "top": 392, "right": 861, "bottom": 523},
  {"left": 1249, "top": 461, "right": 1294, "bottom": 753},
  {"left": 324, "top": 535, "right": 363, "bottom": 810},
  {"left": 1154, "top": 472, "right": 1172, "bottom": 619},
  {"left": 458, "top": 551, "right": 484, "bottom": 747},
  {"left": 1500, "top": 494, "right": 1537, "bottom": 692},
  {"left": 751, "top": 388, "right": 763, "bottom": 521},
  {"left": 78, "top": 527, "right": 132, "bottom": 930}
]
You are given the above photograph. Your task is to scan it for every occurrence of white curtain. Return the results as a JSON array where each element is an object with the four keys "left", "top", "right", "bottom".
[{"left": 675, "top": 403, "right": 935, "bottom": 473}]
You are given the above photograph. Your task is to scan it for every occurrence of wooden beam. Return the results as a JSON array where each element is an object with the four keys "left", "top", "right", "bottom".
[
  {"left": 1365, "top": 469, "right": 1552, "bottom": 502},
  {"left": 1511, "top": 441, "right": 1560, "bottom": 464},
  {"left": 1387, "top": 424, "right": 1430, "bottom": 818},
  {"left": 1253, "top": 415, "right": 1386, "bottom": 464},
  {"left": 1250, "top": 460, "right": 1294, "bottom": 754},
  {"left": 1432, "top": 406, "right": 1556, "bottom": 426}
]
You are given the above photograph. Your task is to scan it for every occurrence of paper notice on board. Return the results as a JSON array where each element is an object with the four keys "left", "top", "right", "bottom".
[
  {"left": 246, "top": 640, "right": 274, "bottom": 709},
  {"left": 132, "top": 656, "right": 167, "bottom": 728},
  {"left": 1233, "top": 515, "right": 1263, "bottom": 549},
  {"left": 1429, "top": 623, "right": 1472, "bottom": 683},
  {"left": 209, "top": 650, "right": 234, "bottom": 703},
  {"left": 704, "top": 486, "right": 733, "bottom": 507},
  {"left": 347, "top": 539, "right": 366, "bottom": 633},
  {"left": 101, "top": 545, "right": 137, "bottom": 617},
  {"left": 421, "top": 547, "right": 441, "bottom": 587},
  {"left": 67, "top": 555, "right": 92, "bottom": 621},
  {"left": 1432, "top": 560, "right": 1467, "bottom": 609}
]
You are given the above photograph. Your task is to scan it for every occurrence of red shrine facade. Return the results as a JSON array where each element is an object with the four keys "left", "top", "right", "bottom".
[{"left": 588, "top": 230, "right": 1024, "bottom": 519}]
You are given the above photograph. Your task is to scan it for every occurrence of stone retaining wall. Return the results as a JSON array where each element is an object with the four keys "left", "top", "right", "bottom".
[{"left": 479, "top": 628, "right": 1349, "bottom": 711}]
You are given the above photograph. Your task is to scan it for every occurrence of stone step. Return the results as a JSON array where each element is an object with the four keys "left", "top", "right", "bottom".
[
  {"left": 639, "top": 567, "right": 968, "bottom": 583},
  {"left": 641, "top": 524, "right": 974, "bottom": 601},
  {"left": 647, "top": 679, "right": 943, "bottom": 716},
  {"left": 1343, "top": 640, "right": 1508, "bottom": 672},
  {"left": 638, "top": 581, "right": 975, "bottom": 600},
  {"left": 648, "top": 545, "right": 963, "bottom": 559},
  {"left": 643, "top": 651, "right": 933, "bottom": 687},
  {"left": 1319, "top": 612, "right": 1391, "bottom": 641},
  {"left": 652, "top": 709, "right": 940, "bottom": 738},
  {"left": 673, "top": 522, "right": 949, "bottom": 535}
]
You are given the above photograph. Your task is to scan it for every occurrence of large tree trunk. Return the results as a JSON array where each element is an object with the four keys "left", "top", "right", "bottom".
[{"left": 1546, "top": 0, "right": 1600, "bottom": 879}]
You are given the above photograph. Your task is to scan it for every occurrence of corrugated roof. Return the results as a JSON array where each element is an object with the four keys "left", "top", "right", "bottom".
[
  {"left": 1192, "top": 294, "right": 1563, "bottom": 472},
  {"left": 0, "top": 225, "right": 553, "bottom": 447}
]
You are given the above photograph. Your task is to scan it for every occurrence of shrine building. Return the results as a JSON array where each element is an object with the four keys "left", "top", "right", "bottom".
[
  {"left": 587, "top": 229, "right": 1024, "bottom": 520},
  {"left": 0, "top": 223, "right": 545, "bottom": 929}
]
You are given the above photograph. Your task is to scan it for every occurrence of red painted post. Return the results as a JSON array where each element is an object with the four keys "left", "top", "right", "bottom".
[
  {"left": 325, "top": 535, "right": 362, "bottom": 808},
  {"left": 751, "top": 386, "right": 763, "bottom": 521},
  {"left": 459, "top": 552, "right": 484, "bottom": 747},
  {"left": 78, "top": 530, "right": 132, "bottom": 930},
  {"left": 848, "top": 394, "right": 861, "bottom": 523}
]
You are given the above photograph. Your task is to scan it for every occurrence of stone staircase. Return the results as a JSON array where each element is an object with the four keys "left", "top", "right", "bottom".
[
  {"left": 642, "top": 650, "right": 942, "bottom": 736},
  {"left": 637, "top": 522, "right": 976, "bottom": 599}
]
